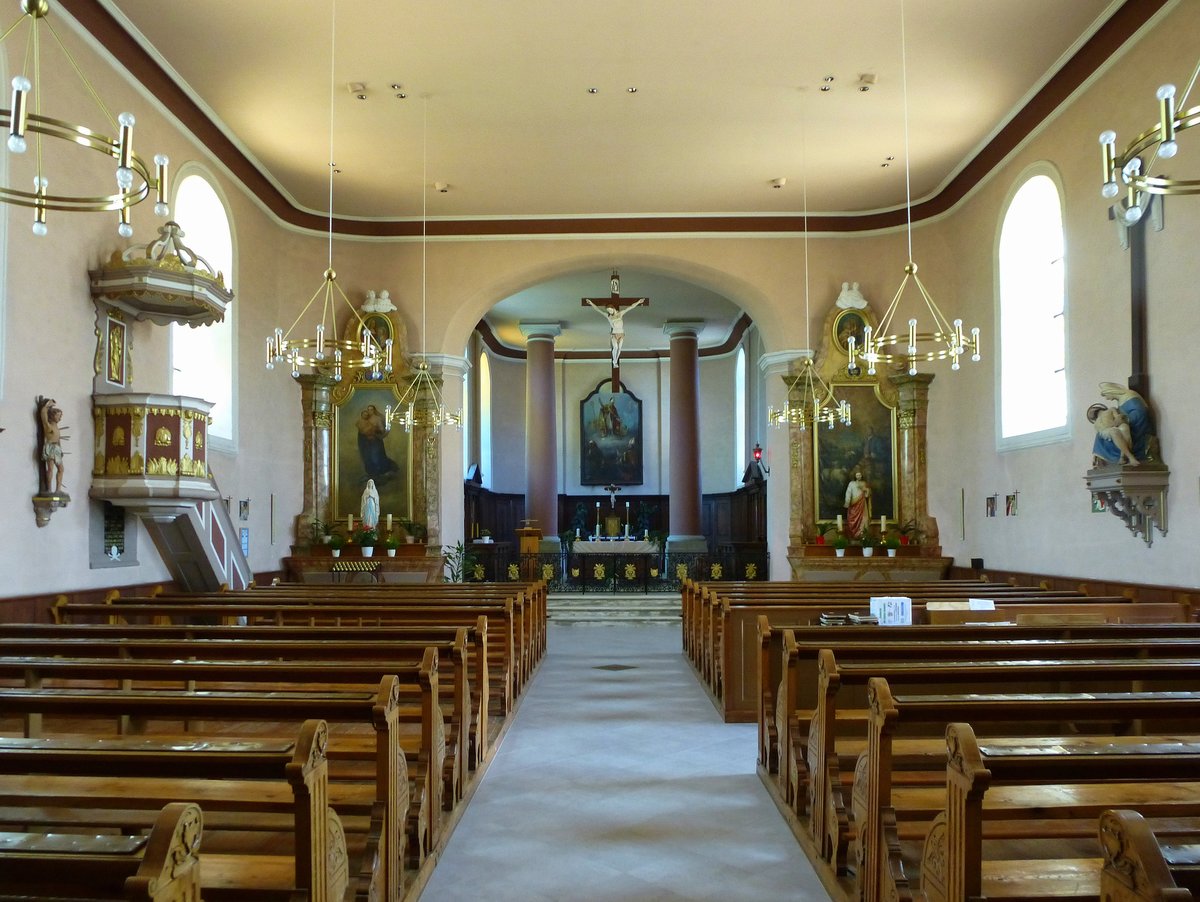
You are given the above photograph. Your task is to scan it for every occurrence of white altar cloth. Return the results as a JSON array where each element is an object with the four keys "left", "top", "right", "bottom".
[{"left": 573, "top": 539, "right": 657, "bottom": 554}]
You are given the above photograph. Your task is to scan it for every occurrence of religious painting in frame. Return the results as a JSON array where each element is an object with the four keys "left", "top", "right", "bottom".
[
  {"left": 580, "top": 380, "right": 643, "bottom": 486},
  {"left": 332, "top": 382, "right": 413, "bottom": 525},
  {"left": 105, "top": 313, "right": 128, "bottom": 387},
  {"left": 813, "top": 382, "right": 897, "bottom": 525},
  {"left": 831, "top": 308, "right": 868, "bottom": 357}
]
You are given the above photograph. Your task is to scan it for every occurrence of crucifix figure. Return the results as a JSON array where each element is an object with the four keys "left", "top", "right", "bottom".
[{"left": 583, "top": 270, "right": 649, "bottom": 391}]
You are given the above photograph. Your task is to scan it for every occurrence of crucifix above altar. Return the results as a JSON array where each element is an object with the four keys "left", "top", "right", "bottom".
[{"left": 583, "top": 269, "right": 649, "bottom": 391}]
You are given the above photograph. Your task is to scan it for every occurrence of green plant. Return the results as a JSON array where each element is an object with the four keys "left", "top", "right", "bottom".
[
  {"left": 885, "top": 535, "right": 901, "bottom": 549},
  {"left": 831, "top": 535, "right": 849, "bottom": 549},
  {"left": 353, "top": 526, "right": 378, "bottom": 547},
  {"left": 328, "top": 532, "right": 345, "bottom": 550},
  {"left": 383, "top": 534, "right": 401, "bottom": 549},
  {"left": 442, "top": 541, "right": 478, "bottom": 583},
  {"left": 311, "top": 517, "right": 332, "bottom": 540},
  {"left": 899, "top": 519, "right": 926, "bottom": 546},
  {"left": 559, "top": 529, "right": 576, "bottom": 553}
]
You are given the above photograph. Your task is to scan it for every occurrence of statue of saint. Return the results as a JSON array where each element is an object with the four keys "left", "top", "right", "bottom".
[
  {"left": 360, "top": 478, "right": 380, "bottom": 530},
  {"left": 37, "top": 397, "right": 67, "bottom": 495},
  {"left": 836, "top": 281, "right": 868, "bottom": 309},
  {"left": 1088, "top": 382, "right": 1156, "bottom": 467},
  {"left": 843, "top": 471, "right": 871, "bottom": 539}
]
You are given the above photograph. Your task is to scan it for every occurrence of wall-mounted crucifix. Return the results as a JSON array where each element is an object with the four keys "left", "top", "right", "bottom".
[{"left": 583, "top": 269, "right": 648, "bottom": 392}]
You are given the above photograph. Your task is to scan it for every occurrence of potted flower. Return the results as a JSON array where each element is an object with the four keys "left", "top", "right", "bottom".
[
  {"left": 328, "top": 532, "right": 345, "bottom": 558},
  {"left": 353, "top": 526, "right": 378, "bottom": 557},
  {"left": 384, "top": 534, "right": 401, "bottom": 557},
  {"left": 311, "top": 517, "right": 334, "bottom": 544},
  {"left": 885, "top": 535, "right": 901, "bottom": 557},
  {"left": 479, "top": 528, "right": 493, "bottom": 544},
  {"left": 831, "top": 535, "right": 849, "bottom": 558}
]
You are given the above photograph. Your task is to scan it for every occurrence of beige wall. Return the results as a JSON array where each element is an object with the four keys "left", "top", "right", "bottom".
[{"left": 2, "top": 3, "right": 1194, "bottom": 597}]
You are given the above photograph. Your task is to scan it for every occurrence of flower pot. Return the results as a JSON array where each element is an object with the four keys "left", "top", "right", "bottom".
[
  {"left": 387, "top": 548, "right": 397, "bottom": 557},
  {"left": 361, "top": 546, "right": 374, "bottom": 558},
  {"left": 406, "top": 536, "right": 415, "bottom": 544},
  {"left": 835, "top": 548, "right": 846, "bottom": 558},
  {"left": 331, "top": 549, "right": 341, "bottom": 558},
  {"left": 862, "top": 547, "right": 874, "bottom": 557},
  {"left": 887, "top": 548, "right": 897, "bottom": 558}
]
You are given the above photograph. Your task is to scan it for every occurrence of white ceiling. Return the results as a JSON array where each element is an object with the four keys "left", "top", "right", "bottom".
[{"left": 96, "top": 0, "right": 1127, "bottom": 351}]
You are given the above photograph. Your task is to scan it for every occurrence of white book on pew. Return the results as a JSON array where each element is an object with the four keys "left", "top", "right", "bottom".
[{"left": 869, "top": 596, "right": 913, "bottom": 625}]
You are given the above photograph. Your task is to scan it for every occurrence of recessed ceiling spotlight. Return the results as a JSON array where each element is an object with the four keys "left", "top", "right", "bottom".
[
  {"left": 587, "top": 87, "right": 599, "bottom": 94},
  {"left": 770, "top": 177, "right": 786, "bottom": 189},
  {"left": 823, "top": 75, "right": 835, "bottom": 83},
  {"left": 389, "top": 83, "right": 402, "bottom": 91},
  {"left": 434, "top": 181, "right": 449, "bottom": 193},
  {"left": 395, "top": 92, "right": 407, "bottom": 99},
  {"left": 626, "top": 86, "right": 638, "bottom": 93}
]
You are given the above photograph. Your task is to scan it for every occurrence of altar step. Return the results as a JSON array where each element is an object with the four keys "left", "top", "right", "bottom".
[{"left": 547, "top": 592, "right": 681, "bottom": 625}]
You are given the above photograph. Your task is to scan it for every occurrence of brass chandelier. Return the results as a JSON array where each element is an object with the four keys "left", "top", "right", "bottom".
[
  {"left": 846, "top": 0, "right": 980, "bottom": 377},
  {"left": 385, "top": 98, "right": 461, "bottom": 433},
  {"left": 1099, "top": 56, "right": 1200, "bottom": 223},
  {"left": 265, "top": 0, "right": 389, "bottom": 382},
  {"left": 769, "top": 98, "right": 850, "bottom": 432},
  {"left": 0, "top": 0, "right": 169, "bottom": 236}
]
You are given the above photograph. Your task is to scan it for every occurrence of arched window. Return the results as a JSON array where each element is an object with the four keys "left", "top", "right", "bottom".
[
  {"left": 170, "top": 171, "right": 235, "bottom": 443},
  {"left": 478, "top": 351, "right": 493, "bottom": 489},
  {"left": 997, "top": 170, "right": 1067, "bottom": 448},
  {"left": 734, "top": 346, "right": 747, "bottom": 484}
]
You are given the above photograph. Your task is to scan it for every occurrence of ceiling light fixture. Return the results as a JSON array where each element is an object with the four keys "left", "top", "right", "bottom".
[
  {"left": 847, "top": 0, "right": 980, "bottom": 377},
  {"left": 769, "top": 95, "right": 850, "bottom": 432},
  {"left": 266, "top": 0, "right": 389, "bottom": 383},
  {"left": 0, "top": 0, "right": 169, "bottom": 237},
  {"left": 1099, "top": 56, "right": 1200, "bottom": 223},
  {"left": 386, "top": 98, "right": 461, "bottom": 433}
]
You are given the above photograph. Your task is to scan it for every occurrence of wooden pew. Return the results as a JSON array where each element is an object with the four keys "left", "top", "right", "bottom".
[
  {"left": 857, "top": 679, "right": 1200, "bottom": 902},
  {"left": 918, "top": 723, "right": 1200, "bottom": 901},
  {"left": 0, "top": 802, "right": 203, "bottom": 902},
  {"left": 0, "top": 669, "right": 424, "bottom": 900},
  {"left": 0, "top": 721, "right": 348, "bottom": 902},
  {"left": 1100, "top": 809, "right": 1200, "bottom": 900}
]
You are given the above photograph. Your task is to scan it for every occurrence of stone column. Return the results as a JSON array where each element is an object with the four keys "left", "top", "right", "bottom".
[
  {"left": 889, "top": 372, "right": 939, "bottom": 546},
  {"left": 760, "top": 351, "right": 809, "bottom": 579},
  {"left": 663, "top": 321, "right": 706, "bottom": 549},
  {"left": 520, "top": 322, "right": 561, "bottom": 540},
  {"left": 294, "top": 373, "right": 335, "bottom": 546},
  {"left": 417, "top": 354, "right": 469, "bottom": 548}
]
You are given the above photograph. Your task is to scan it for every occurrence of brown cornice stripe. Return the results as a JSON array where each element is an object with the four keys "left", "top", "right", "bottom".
[
  {"left": 476, "top": 313, "right": 752, "bottom": 361},
  {"left": 66, "top": 0, "right": 1164, "bottom": 237}
]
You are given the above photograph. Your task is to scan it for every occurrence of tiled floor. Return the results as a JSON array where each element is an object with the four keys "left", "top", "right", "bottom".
[{"left": 417, "top": 622, "right": 828, "bottom": 901}]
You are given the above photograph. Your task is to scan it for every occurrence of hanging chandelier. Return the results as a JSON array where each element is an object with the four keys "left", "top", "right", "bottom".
[
  {"left": 385, "top": 97, "right": 461, "bottom": 433},
  {"left": 264, "top": 0, "right": 388, "bottom": 382},
  {"left": 769, "top": 96, "right": 850, "bottom": 432},
  {"left": 846, "top": 0, "right": 980, "bottom": 377},
  {"left": 1098, "top": 55, "right": 1200, "bottom": 223},
  {"left": 0, "top": 0, "right": 169, "bottom": 237}
]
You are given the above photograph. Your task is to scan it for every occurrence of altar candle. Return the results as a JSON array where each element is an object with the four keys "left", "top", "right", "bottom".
[
  {"left": 880, "top": 515, "right": 886, "bottom": 533},
  {"left": 347, "top": 514, "right": 354, "bottom": 532},
  {"left": 386, "top": 513, "right": 393, "bottom": 532},
  {"left": 836, "top": 514, "right": 843, "bottom": 532}
]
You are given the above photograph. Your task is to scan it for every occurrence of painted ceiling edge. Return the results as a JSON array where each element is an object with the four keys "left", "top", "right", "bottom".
[
  {"left": 64, "top": 0, "right": 1166, "bottom": 239},
  {"left": 476, "top": 314, "right": 753, "bottom": 361}
]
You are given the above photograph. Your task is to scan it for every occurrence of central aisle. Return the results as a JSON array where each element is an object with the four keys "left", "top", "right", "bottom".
[{"left": 418, "top": 622, "right": 828, "bottom": 901}]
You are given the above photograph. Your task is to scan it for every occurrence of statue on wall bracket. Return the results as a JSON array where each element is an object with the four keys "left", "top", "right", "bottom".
[
  {"left": 1084, "top": 381, "right": 1169, "bottom": 547},
  {"left": 33, "top": 395, "right": 70, "bottom": 527}
]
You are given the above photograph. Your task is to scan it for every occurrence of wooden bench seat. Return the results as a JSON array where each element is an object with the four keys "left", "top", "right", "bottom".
[
  {"left": 0, "top": 721, "right": 348, "bottom": 902},
  {"left": 917, "top": 722, "right": 1200, "bottom": 901},
  {"left": 0, "top": 802, "right": 202, "bottom": 902},
  {"left": 0, "top": 669, "right": 425, "bottom": 900}
]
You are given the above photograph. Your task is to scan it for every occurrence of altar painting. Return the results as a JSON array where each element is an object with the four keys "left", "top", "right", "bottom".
[
  {"left": 332, "top": 384, "right": 413, "bottom": 523},
  {"left": 580, "top": 381, "right": 643, "bottom": 485},
  {"left": 814, "top": 383, "right": 897, "bottom": 524}
]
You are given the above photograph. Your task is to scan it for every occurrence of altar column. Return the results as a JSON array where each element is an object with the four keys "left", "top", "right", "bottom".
[
  {"left": 663, "top": 321, "right": 706, "bottom": 549},
  {"left": 520, "top": 322, "right": 561, "bottom": 540},
  {"left": 294, "top": 373, "right": 335, "bottom": 545},
  {"left": 760, "top": 351, "right": 804, "bottom": 579},
  {"left": 889, "top": 372, "right": 939, "bottom": 546}
]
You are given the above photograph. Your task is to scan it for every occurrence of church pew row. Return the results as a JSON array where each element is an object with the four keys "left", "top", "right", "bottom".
[
  {"left": 0, "top": 721, "right": 351, "bottom": 902},
  {"left": 0, "top": 625, "right": 482, "bottom": 798},
  {"left": 0, "top": 802, "right": 203, "bottom": 902},
  {"left": 0, "top": 620, "right": 491, "bottom": 770},
  {"left": 1100, "top": 809, "right": 1200, "bottom": 901},
  {"left": 854, "top": 679, "right": 1200, "bottom": 902},
  {"left": 0, "top": 667, "right": 430, "bottom": 900},
  {"left": 799, "top": 648, "right": 1200, "bottom": 882},
  {"left": 757, "top": 619, "right": 1200, "bottom": 775},
  {"left": 918, "top": 723, "right": 1200, "bottom": 902},
  {"left": 52, "top": 597, "right": 520, "bottom": 716},
  {"left": 713, "top": 594, "right": 1183, "bottom": 722}
]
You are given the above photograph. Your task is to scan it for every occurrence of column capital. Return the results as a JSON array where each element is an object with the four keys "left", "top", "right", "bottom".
[
  {"left": 519, "top": 321, "right": 562, "bottom": 341},
  {"left": 420, "top": 353, "right": 470, "bottom": 378},
  {"left": 662, "top": 320, "right": 704, "bottom": 340}
]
